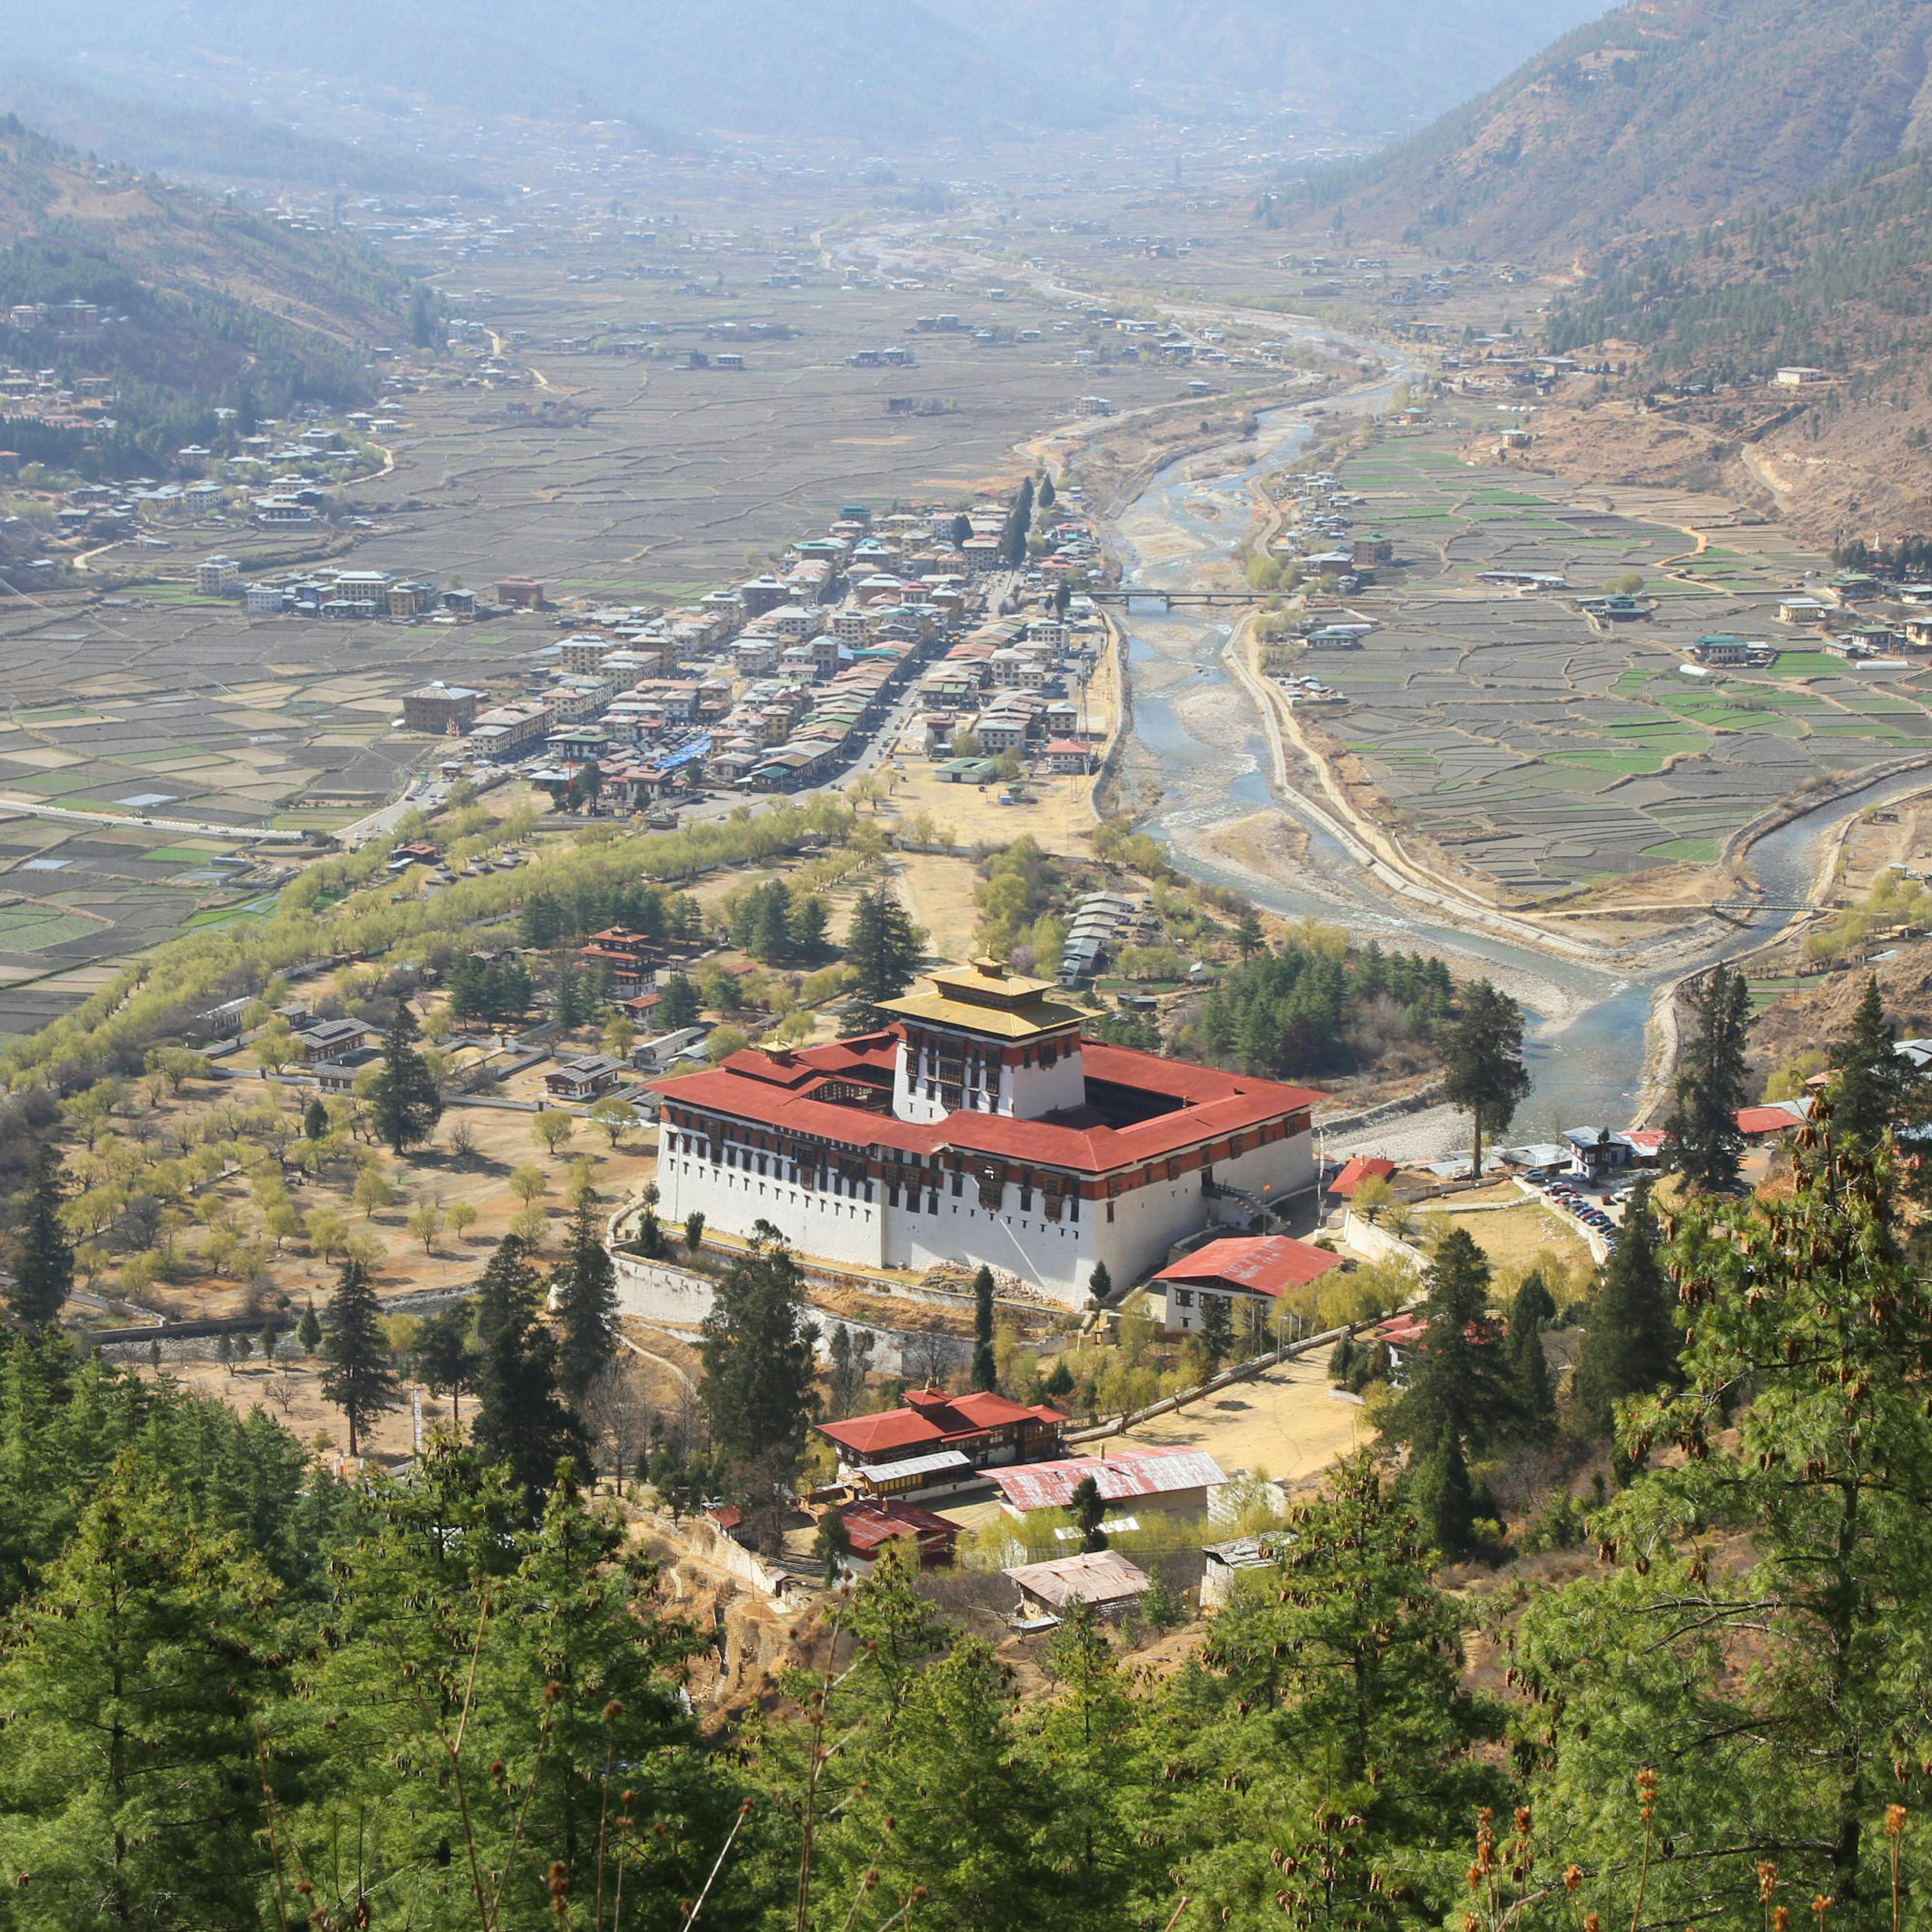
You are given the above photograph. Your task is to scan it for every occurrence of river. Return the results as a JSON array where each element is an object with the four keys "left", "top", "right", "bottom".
[{"left": 1101, "top": 384, "right": 1928, "bottom": 1146}]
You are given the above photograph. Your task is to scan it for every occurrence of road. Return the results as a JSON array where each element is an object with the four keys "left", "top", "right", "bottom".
[{"left": 0, "top": 792, "right": 313, "bottom": 844}]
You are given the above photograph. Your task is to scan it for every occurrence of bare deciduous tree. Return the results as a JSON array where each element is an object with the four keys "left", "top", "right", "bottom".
[
  {"left": 580, "top": 1356, "right": 653, "bottom": 1493},
  {"left": 904, "top": 1319, "right": 963, "bottom": 1388}
]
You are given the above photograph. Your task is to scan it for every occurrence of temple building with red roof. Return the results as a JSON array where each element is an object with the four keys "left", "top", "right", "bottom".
[{"left": 652, "top": 957, "right": 1324, "bottom": 1304}]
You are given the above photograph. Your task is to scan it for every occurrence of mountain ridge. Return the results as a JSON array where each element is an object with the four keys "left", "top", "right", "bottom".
[
  {"left": 0, "top": 0, "right": 1616, "bottom": 149},
  {"left": 1306, "top": 0, "right": 1932, "bottom": 258}
]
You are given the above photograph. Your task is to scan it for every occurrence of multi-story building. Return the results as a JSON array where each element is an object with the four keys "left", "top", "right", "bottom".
[
  {"left": 402, "top": 682, "right": 483, "bottom": 735},
  {"left": 654, "top": 958, "right": 1321, "bottom": 1305}
]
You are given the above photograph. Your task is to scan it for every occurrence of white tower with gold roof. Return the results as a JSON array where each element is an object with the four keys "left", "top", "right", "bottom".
[{"left": 880, "top": 958, "right": 1087, "bottom": 1124}]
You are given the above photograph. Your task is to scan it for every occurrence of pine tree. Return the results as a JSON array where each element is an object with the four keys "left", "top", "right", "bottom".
[
  {"left": 1088, "top": 1260, "right": 1112, "bottom": 1303},
  {"left": 815, "top": 1500, "right": 850, "bottom": 1583},
  {"left": 552, "top": 956, "right": 586, "bottom": 1029},
  {"left": 1663, "top": 961, "right": 1751, "bottom": 1189},
  {"left": 1069, "top": 1473, "right": 1108, "bottom": 1551},
  {"left": 1514, "top": 1130, "right": 1932, "bottom": 1912},
  {"left": 472, "top": 1314, "right": 590, "bottom": 1508},
  {"left": 1411, "top": 1429, "right": 1476, "bottom": 1558},
  {"left": 0, "top": 1461, "right": 283, "bottom": 1928},
  {"left": 659, "top": 971, "right": 701, "bottom": 1030},
  {"left": 792, "top": 894, "right": 831, "bottom": 955},
  {"left": 319, "top": 1256, "right": 399, "bottom": 1457},
  {"left": 698, "top": 1221, "right": 820, "bottom": 1525},
  {"left": 1234, "top": 908, "right": 1265, "bottom": 958},
  {"left": 1200, "top": 1292, "right": 1234, "bottom": 1368},
  {"left": 972, "top": 1263, "right": 998, "bottom": 1391},
  {"left": 415, "top": 1300, "right": 478, "bottom": 1427},
  {"left": 296, "top": 1299, "right": 322, "bottom": 1353},
  {"left": 1574, "top": 1180, "right": 1680, "bottom": 1437},
  {"left": 1038, "top": 471, "right": 1056, "bottom": 510},
  {"left": 1388, "top": 1225, "right": 1512, "bottom": 1454},
  {"left": 303, "top": 1094, "right": 329, "bottom": 1140},
  {"left": 1440, "top": 979, "right": 1532, "bottom": 1177},
  {"left": 472, "top": 1230, "right": 542, "bottom": 1346},
  {"left": 551, "top": 1196, "right": 618, "bottom": 1406},
  {"left": 367, "top": 999, "right": 442, "bottom": 1155},
  {"left": 844, "top": 887, "right": 923, "bottom": 1030},
  {"left": 8, "top": 1145, "right": 73, "bottom": 1328},
  {"left": 1832, "top": 973, "right": 1917, "bottom": 1147},
  {"left": 1508, "top": 1270, "right": 1558, "bottom": 1440},
  {"left": 950, "top": 510, "right": 973, "bottom": 548}
]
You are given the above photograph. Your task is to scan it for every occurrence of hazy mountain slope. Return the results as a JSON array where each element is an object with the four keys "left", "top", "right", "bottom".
[
  {"left": 0, "top": 116, "right": 424, "bottom": 468},
  {"left": 0, "top": 65, "right": 494, "bottom": 199},
  {"left": 0, "top": 0, "right": 1095, "bottom": 146},
  {"left": 925, "top": 0, "right": 1615, "bottom": 135},
  {"left": 0, "top": 0, "right": 1614, "bottom": 147},
  {"left": 1309, "top": 0, "right": 1932, "bottom": 256}
]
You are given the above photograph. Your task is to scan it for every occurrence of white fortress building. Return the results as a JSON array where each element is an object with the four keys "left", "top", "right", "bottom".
[{"left": 653, "top": 959, "right": 1322, "bottom": 1306}]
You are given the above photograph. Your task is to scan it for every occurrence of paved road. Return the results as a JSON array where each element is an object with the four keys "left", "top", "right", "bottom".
[{"left": 0, "top": 792, "right": 312, "bottom": 844}]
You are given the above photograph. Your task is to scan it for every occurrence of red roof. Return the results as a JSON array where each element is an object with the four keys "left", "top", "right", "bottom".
[
  {"left": 1366, "top": 1312, "right": 1428, "bottom": 1348},
  {"left": 989, "top": 1446, "right": 1228, "bottom": 1512},
  {"left": 657, "top": 1033, "right": 1324, "bottom": 1177},
  {"left": 1155, "top": 1235, "right": 1340, "bottom": 1299},
  {"left": 819, "top": 1387, "right": 1065, "bottom": 1459},
  {"left": 1329, "top": 1156, "right": 1396, "bottom": 1196},
  {"left": 1736, "top": 1103, "right": 1806, "bottom": 1137},
  {"left": 1042, "top": 739, "right": 1094, "bottom": 756},
  {"left": 840, "top": 1502, "right": 960, "bottom": 1555}
]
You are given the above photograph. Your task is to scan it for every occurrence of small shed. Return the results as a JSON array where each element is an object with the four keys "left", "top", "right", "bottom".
[
  {"left": 1200, "top": 1533, "right": 1291, "bottom": 1609},
  {"left": 1004, "top": 1549, "right": 1153, "bottom": 1620}
]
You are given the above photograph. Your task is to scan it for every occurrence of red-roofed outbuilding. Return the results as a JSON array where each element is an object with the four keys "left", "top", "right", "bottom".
[
  {"left": 819, "top": 1386, "right": 1067, "bottom": 1499},
  {"left": 1149, "top": 1235, "right": 1341, "bottom": 1336},
  {"left": 1328, "top": 1156, "right": 1397, "bottom": 1197}
]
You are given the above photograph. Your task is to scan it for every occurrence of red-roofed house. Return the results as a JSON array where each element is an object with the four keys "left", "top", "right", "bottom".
[
  {"left": 651, "top": 957, "right": 1324, "bottom": 1304},
  {"left": 819, "top": 1386, "right": 1067, "bottom": 1499},
  {"left": 1040, "top": 739, "right": 1096, "bottom": 774},
  {"left": 836, "top": 1501, "right": 961, "bottom": 1572},
  {"left": 1328, "top": 1156, "right": 1396, "bottom": 1198},
  {"left": 1736, "top": 1102, "right": 1808, "bottom": 1140},
  {"left": 1149, "top": 1235, "right": 1341, "bottom": 1336}
]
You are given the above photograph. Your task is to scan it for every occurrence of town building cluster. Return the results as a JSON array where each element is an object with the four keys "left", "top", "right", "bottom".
[{"left": 386, "top": 494, "right": 1113, "bottom": 810}]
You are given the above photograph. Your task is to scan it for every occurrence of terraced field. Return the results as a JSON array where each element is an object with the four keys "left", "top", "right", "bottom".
[{"left": 1289, "top": 426, "right": 1932, "bottom": 890}]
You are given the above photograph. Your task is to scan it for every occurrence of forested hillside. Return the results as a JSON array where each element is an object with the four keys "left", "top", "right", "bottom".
[
  {"left": 1546, "top": 149, "right": 1932, "bottom": 378},
  {"left": 0, "top": 115, "right": 431, "bottom": 467}
]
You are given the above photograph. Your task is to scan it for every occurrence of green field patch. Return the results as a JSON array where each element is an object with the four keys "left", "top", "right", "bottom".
[
  {"left": 1747, "top": 975, "right": 1806, "bottom": 1012},
  {"left": 1544, "top": 748, "right": 1668, "bottom": 773},
  {"left": 0, "top": 904, "right": 102, "bottom": 949},
  {"left": 1767, "top": 652, "right": 1854, "bottom": 678},
  {"left": 183, "top": 895, "right": 279, "bottom": 930},
  {"left": 131, "top": 585, "right": 231, "bottom": 607},
  {"left": 1640, "top": 836, "right": 1721, "bottom": 863}
]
